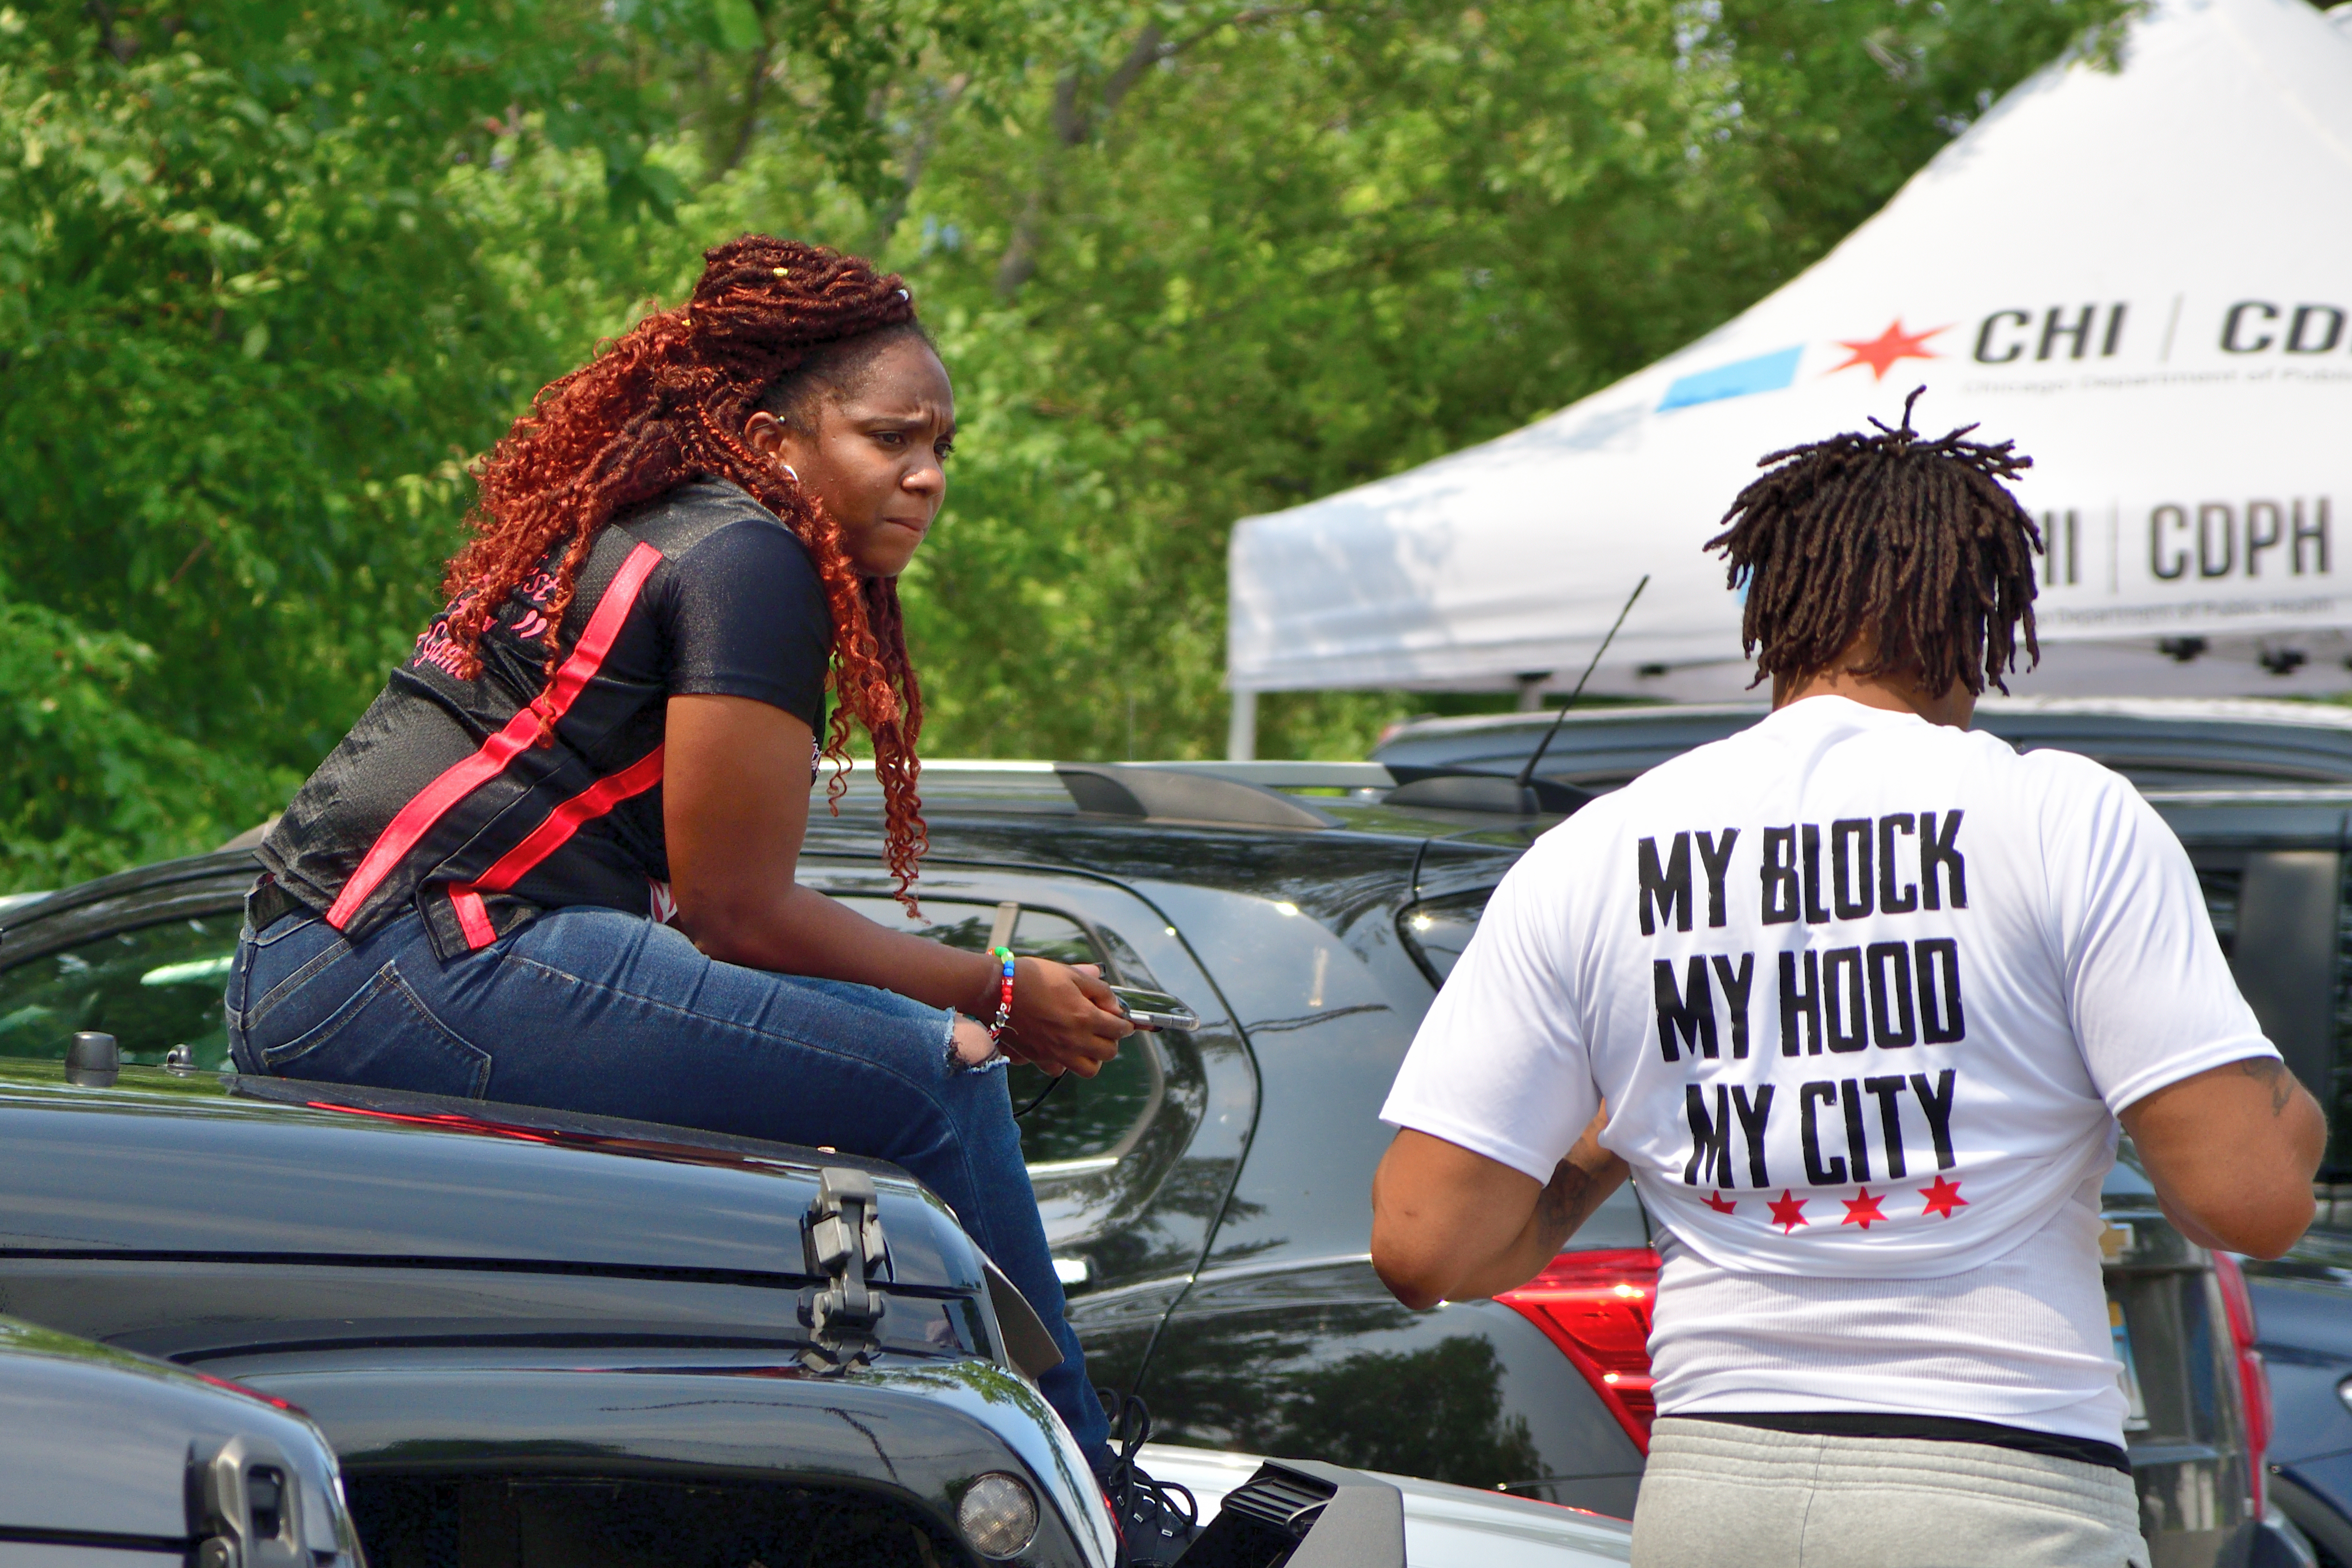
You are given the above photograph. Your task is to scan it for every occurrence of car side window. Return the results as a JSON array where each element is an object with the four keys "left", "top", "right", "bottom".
[
  {"left": 832, "top": 898, "right": 1165, "bottom": 1171},
  {"left": 0, "top": 914, "right": 241, "bottom": 1069},
  {"left": 2196, "top": 867, "right": 2241, "bottom": 953},
  {"left": 1398, "top": 889, "right": 1492, "bottom": 987}
]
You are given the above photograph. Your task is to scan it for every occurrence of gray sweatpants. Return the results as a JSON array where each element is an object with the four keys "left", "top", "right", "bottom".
[{"left": 1631, "top": 1417, "right": 2149, "bottom": 1568}]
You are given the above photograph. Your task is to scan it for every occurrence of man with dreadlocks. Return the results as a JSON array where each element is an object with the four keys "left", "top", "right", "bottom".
[
  {"left": 223, "top": 237, "right": 1199, "bottom": 1562},
  {"left": 1369, "top": 392, "right": 2325, "bottom": 1566}
]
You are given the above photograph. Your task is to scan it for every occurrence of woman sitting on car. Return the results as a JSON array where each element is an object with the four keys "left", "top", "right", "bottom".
[{"left": 225, "top": 238, "right": 1183, "bottom": 1549}]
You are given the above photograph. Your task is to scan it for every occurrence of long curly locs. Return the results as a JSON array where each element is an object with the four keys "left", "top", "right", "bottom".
[
  {"left": 441, "top": 236, "right": 931, "bottom": 905},
  {"left": 1704, "top": 387, "right": 2045, "bottom": 697}
]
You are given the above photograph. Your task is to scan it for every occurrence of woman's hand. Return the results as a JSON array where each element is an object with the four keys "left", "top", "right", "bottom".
[{"left": 989, "top": 958, "right": 1132, "bottom": 1078}]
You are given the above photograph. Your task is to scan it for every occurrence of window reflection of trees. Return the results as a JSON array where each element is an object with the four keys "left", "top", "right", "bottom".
[
  {"left": 0, "top": 916, "right": 239, "bottom": 1068},
  {"left": 1153, "top": 1318, "right": 1540, "bottom": 1490}
]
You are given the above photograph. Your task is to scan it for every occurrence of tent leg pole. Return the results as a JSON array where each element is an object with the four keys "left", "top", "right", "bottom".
[{"left": 1227, "top": 690, "right": 1258, "bottom": 762}]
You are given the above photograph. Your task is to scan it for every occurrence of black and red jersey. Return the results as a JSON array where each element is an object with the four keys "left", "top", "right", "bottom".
[{"left": 259, "top": 480, "right": 831, "bottom": 958}]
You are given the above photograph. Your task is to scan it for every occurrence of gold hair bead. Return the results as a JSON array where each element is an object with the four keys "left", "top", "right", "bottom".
[{"left": 773, "top": 267, "right": 789, "bottom": 278}]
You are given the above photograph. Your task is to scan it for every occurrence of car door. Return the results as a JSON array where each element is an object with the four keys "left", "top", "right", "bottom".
[
  {"left": 795, "top": 857, "right": 1257, "bottom": 1395},
  {"left": 1106, "top": 840, "right": 1652, "bottom": 1516}
]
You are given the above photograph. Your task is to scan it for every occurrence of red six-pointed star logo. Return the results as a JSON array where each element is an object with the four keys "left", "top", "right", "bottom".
[
  {"left": 1919, "top": 1175, "right": 1968, "bottom": 1219},
  {"left": 1842, "top": 1189, "right": 1888, "bottom": 1229},
  {"left": 1768, "top": 1190, "right": 1809, "bottom": 1233},
  {"left": 1704, "top": 1191, "right": 1737, "bottom": 1215},
  {"left": 1831, "top": 319, "right": 1949, "bottom": 381}
]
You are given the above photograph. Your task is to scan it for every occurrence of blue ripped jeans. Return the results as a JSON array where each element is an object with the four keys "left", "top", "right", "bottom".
[{"left": 223, "top": 902, "right": 1111, "bottom": 1467}]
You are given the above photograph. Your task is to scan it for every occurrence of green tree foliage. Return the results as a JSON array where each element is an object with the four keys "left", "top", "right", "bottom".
[
  {"left": 859, "top": 0, "right": 2139, "bottom": 761},
  {"left": 0, "top": 0, "right": 2137, "bottom": 885},
  {"left": 0, "top": 0, "right": 673, "bottom": 882}
]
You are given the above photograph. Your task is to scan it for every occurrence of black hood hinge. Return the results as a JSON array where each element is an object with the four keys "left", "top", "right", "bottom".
[{"left": 799, "top": 1166, "right": 890, "bottom": 1373}]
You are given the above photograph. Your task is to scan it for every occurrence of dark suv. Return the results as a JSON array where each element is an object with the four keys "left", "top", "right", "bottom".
[{"left": 0, "top": 749, "right": 2292, "bottom": 1564}]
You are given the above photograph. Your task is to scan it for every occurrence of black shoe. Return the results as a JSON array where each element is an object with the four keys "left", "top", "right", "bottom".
[{"left": 1101, "top": 1394, "right": 1199, "bottom": 1566}]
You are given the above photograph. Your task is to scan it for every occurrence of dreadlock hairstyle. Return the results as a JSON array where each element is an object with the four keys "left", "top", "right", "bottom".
[
  {"left": 1705, "top": 387, "right": 2045, "bottom": 698},
  {"left": 441, "top": 236, "right": 930, "bottom": 906}
]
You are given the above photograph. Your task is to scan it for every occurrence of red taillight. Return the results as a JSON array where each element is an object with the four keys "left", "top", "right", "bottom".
[
  {"left": 2210, "top": 1251, "right": 2272, "bottom": 1516},
  {"left": 1498, "top": 1247, "right": 1660, "bottom": 1452}
]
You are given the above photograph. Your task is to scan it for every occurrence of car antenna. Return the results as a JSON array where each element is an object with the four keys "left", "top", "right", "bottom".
[{"left": 1513, "top": 574, "right": 1650, "bottom": 793}]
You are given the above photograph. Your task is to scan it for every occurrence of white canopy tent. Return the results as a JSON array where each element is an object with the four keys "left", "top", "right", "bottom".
[{"left": 1225, "top": 0, "right": 2352, "bottom": 757}]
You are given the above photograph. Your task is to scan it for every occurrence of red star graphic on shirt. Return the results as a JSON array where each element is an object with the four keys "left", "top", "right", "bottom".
[
  {"left": 1703, "top": 1190, "right": 1738, "bottom": 1215},
  {"left": 1830, "top": 319, "right": 1948, "bottom": 381},
  {"left": 1767, "top": 1189, "right": 1809, "bottom": 1233},
  {"left": 1841, "top": 1189, "right": 1889, "bottom": 1229},
  {"left": 1919, "top": 1175, "right": 1969, "bottom": 1219}
]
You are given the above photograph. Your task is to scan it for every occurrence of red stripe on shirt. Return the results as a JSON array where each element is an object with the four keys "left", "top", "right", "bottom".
[
  {"left": 449, "top": 887, "right": 496, "bottom": 949},
  {"left": 325, "top": 542, "right": 664, "bottom": 929},
  {"left": 468, "top": 744, "right": 666, "bottom": 896}
]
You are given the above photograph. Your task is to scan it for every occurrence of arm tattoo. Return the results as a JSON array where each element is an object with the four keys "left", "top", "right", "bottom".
[
  {"left": 2239, "top": 1057, "right": 2296, "bottom": 1115},
  {"left": 1536, "top": 1159, "right": 1601, "bottom": 1243}
]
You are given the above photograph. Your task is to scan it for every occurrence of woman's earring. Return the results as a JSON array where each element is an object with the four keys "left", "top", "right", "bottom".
[{"left": 780, "top": 463, "right": 800, "bottom": 485}]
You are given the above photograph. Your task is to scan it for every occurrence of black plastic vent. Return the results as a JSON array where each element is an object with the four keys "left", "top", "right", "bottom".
[
  {"left": 1218, "top": 1466, "right": 1334, "bottom": 1536},
  {"left": 1178, "top": 1459, "right": 1402, "bottom": 1567}
]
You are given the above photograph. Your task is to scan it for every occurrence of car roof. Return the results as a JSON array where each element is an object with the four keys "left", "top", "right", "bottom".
[
  {"left": 796, "top": 762, "right": 1539, "bottom": 892},
  {"left": 1373, "top": 696, "right": 2352, "bottom": 793},
  {"left": 1385, "top": 695, "right": 2352, "bottom": 736},
  {"left": 10, "top": 727, "right": 2340, "bottom": 961}
]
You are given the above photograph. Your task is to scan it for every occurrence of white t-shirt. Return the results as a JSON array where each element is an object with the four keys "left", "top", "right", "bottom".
[{"left": 1382, "top": 695, "right": 2275, "bottom": 1441}]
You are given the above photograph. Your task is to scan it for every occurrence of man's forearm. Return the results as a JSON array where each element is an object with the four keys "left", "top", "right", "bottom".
[
  {"left": 2122, "top": 1056, "right": 2327, "bottom": 1260},
  {"left": 1371, "top": 1115, "right": 1629, "bottom": 1309},
  {"left": 1442, "top": 1148, "right": 1630, "bottom": 1302}
]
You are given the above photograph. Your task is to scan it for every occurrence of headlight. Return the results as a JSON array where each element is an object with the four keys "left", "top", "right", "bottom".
[{"left": 957, "top": 1471, "right": 1039, "bottom": 1559}]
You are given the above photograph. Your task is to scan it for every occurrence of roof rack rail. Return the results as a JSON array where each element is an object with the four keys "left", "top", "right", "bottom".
[
  {"left": 1125, "top": 760, "right": 1395, "bottom": 790},
  {"left": 1052, "top": 764, "right": 1339, "bottom": 829}
]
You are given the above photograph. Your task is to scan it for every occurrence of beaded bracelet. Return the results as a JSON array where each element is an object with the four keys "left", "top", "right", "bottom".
[{"left": 987, "top": 946, "right": 1017, "bottom": 1048}]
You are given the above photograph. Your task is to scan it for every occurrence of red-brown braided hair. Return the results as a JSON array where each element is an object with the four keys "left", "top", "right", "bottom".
[{"left": 441, "top": 236, "right": 929, "bottom": 905}]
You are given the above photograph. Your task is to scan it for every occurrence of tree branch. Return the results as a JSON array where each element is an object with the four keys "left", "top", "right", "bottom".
[
  {"left": 995, "top": 183, "right": 1047, "bottom": 298},
  {"left": 718, "top": 40, "right": 776, "bottom": 178},
  {"left": 867, "top": 72, "right": 970, "bottom": 253},
  {"left": 85, "top": 0, "right": 139, "bottom": 61},
  {"left": 995, "top": 23, "right": 1171, "bottom": 300},
  {"left": 1101, "top": 23, "right": 1165, "bottom": 119}
]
